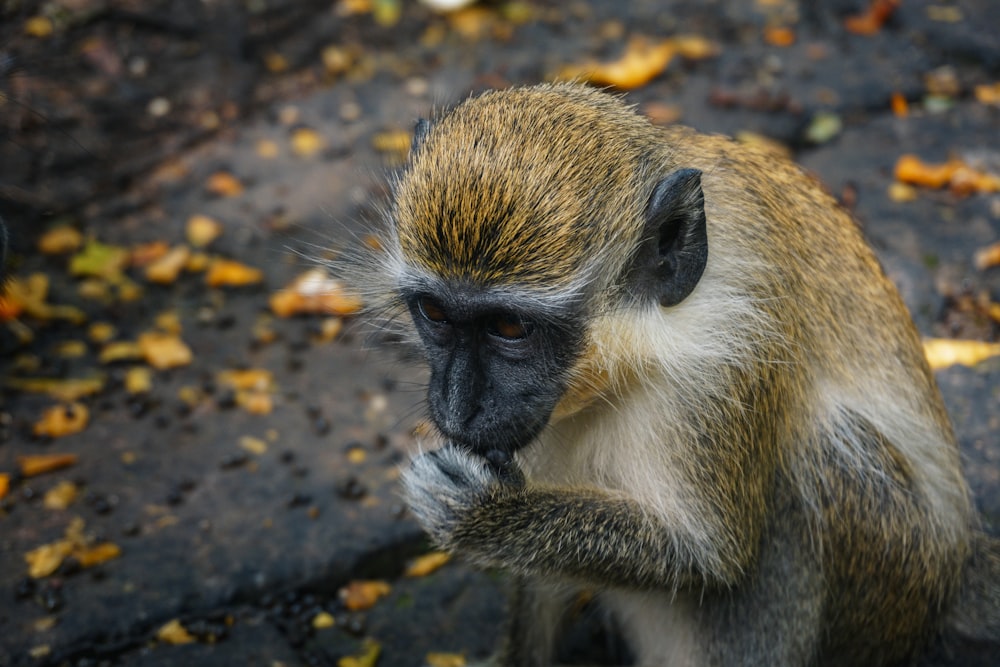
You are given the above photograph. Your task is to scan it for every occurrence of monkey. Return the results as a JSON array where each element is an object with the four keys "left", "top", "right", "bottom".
[{"left": 351, "top": 82, "right": 1000, "bottom": 665}]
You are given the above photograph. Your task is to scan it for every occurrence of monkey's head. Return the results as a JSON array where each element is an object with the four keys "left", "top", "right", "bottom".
[{"left": 385, "top": 84, "right": 707, "bottom": 458}]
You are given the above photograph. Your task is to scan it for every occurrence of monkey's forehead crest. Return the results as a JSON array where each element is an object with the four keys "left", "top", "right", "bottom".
[{"left": 392, "top": 85, "right": 653, "bottom": 287}]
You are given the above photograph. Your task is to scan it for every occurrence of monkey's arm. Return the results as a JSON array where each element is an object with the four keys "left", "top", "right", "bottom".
[{"left": 402, "top": 445, "right": 739, "bottom": 591}]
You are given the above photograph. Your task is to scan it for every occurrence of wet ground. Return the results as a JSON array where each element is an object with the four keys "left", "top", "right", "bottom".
[{"left": 1, "top": 1, "right": 999, "bottom": 665}]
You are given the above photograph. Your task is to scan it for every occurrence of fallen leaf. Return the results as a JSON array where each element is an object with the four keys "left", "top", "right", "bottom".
[
  {"left": 425, "top": 653, "right": 467, "bottom": 667},
  {"left": 157, "top": 619, "right": 196, "bottom": 645},
  {"left": 974, "top": 82, "right": 1000, "bottom": 107},
  {"left": 338, "top": 639, "right": 382, "bottom": 667},
  {"left": 763, "top": 26, "right": 795, "bottom": 47},
  {"left": 145, "top": 245, "right": 191, "bottom": 284},
  {"left": 75, "top": 542, "right": 122, "bottom": 568},
  {"left": 270, "top": 269, "right": 364, "bottom": 317},
  {"left": 894, "top": 154, "right": 1000, "bottom": 196},
  {"left": 558, "top": 35, "right": 718, "bottom": 90},
  {"left": 205, "top": 171, "right": 244, "bottom": 197},
  {"left": 43, "top": 480, "right": 78, "bottom": 510},
  {"left": 206, "top": 258, "right": 264, "bottom": 287},
  {"left": 923, "top": 338, "right": 1000, "bottom": 370},
  {"left": 99, "top": 340, "right": 143, "bottom": 364},
  {"left": 844, "top": 0, "right": 899, "bottom": 35},
  {"left": 217, "top": 368, "right": 275, "bottom": 391},
  {"left": 186, "top": 215, "right": 223, "bottom": 247},
  {"left": 125, "top": 366, "right": 153, "bottom": 394},
  {"left": 24, "top": 15, "right": 53, "bottom": 38},
  {"left": 239, "top": 436, "right": 268, "bottom": 456},
  {"left": 38, "top": 226, "right": 83, "bottom": 255},
  {"left": 312, "top": 611, "right": 336, "bottom": 630},
  {"left": 138, "top": 331, "right": 193, "bottom": 369},
  {"left": 339, "top": 580, "right": 391, "bottom": 611},
  {"left": 34, "top": 403, "right": 89, "bottom": 438},
  {"left": 974, "top": 241, "right": 1000, "bottom": 271},
  {"left": 70, "top": 239, "right": 129, "bottom": 279},
  {"left": 7, "top": 376, "right": 105, "bottom": 401},
  {"left": 291, "top": 127, "right": 326, "bottom": 157},
  {"left": 2, "top": 274, "right": 86, "bottom": 323},
  {"left": 130, "top": 241, "right": 170, "bottom": 267},
  {"left": 0, "top": 473, "right": 10, "bottom": 501},
  {"left": 404, "top": 551, "right": 451, "bottom": 577},
  {"left": 19, "top": 453, "right": 79, "bottom": 478},
  {"left": 891, "top": 91, "right": 909, "bottom": 117}
]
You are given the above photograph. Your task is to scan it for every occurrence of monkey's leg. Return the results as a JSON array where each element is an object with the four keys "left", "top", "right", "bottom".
[{"left": 491, "top": 577, "right": 574, "bottom": 667}]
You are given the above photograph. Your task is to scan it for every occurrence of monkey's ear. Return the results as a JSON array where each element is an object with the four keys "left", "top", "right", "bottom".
[
  {"left": 637, "top": 168, "right": 708, "bottom": 308},
  {"left": 411, "top": 118, "right": 432, "bottom": 156}
]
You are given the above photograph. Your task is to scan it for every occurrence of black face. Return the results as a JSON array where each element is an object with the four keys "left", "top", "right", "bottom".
[{"left": 405, "top": 285, "right": 583, "bottom": 456}]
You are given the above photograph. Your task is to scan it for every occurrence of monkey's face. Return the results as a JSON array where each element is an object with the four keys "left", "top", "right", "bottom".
[{"left": 403, "top": 281, "right": 584, "bottom": 456}]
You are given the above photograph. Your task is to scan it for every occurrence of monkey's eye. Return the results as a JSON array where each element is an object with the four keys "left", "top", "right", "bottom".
[
  {"left": 487, "top": 313, "right": 533, "bottom": 341},
  {"left": 417, "top": 296, "right": 449, "bottom": 324}
]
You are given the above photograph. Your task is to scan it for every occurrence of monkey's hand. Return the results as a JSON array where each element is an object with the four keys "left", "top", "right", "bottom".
[
  {"left": 402, "top": 444, "right": 739, "bottom": 590},
  {"left": 401, "top": 444, "right": 521, "bottom": 550}
]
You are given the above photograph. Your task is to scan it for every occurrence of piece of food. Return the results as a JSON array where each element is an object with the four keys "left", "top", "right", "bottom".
[
  {"left": 558, "top": 35, "right": 718, "bottom": 90},
  {"left": 156, "top": 619, "right": 196, "bottom": 645}
]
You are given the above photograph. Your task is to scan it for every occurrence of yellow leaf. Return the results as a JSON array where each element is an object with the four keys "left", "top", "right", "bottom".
[
  {"left": 138, "top": 331, "right": 193, "bottom": 370},
  {"left": 404, "top": 551, "right": 451, "bottom": 577},
  {"left": 923, "top": 338, "right": 1000, "bottom": 370},
  {"left": 157, "top": 619, "right": 196, "bottom": 645},
  {"left": 339, "top": 580, "right": 391, "bottom": 611},
  {"left": 339, "top": 639, "right": 382, "bottom": 667},
  {"left": 425, "top": 653, "right": 467, "bottom": 667},
  {"left": 33, "top": 403, "right": 89, "bottom": 438}
]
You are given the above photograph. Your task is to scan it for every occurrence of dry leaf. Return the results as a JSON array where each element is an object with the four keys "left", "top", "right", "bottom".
[
  {"left": 923, "top": 338, "right": 1000, "bottom": 370},
  {"left": 24, "top": 517, "right": 121, "bottom": 578},
  {"left": 425, "top": 653, "right": 467, "bottom": 667},
  {"left": 7, "top": 376, "right": 105, "bottom": 401},
  {"left": 404, "top": 551, "right": 451, "bottom": 577},
  {"left": 217, "top": 368, "right": 274, "bottom": 391},
  {"left": 338, "top": 639, "right": 382, "bottom": 667},
  {"left": 205, "top": 171, "right": 244, "bottom": 197},
  {"left": 2, "top": 274, "right": 86, "bottom": 323},
  {"left": 974, "top": 241, "right": 1000, "bottom": 271},
  {"left": 34, "top": 403, "right": 89, "bottom": 438},
  {"left": 844, "top": 0, "right": 899, "bottom": 35},
  {"left": 38, "top": 226, "right": 83, "bottom": 255},
  {"left": 24, "top": 15, "right": 53, "bottom": 38},
  {"left": 157, "top": 619, "right": 196, "bottom": 645},
  {"left": 974, "top": 83, "right": 1000, "bottom": 106},
  {"left": 558, "top": 35, "right": 718, "bottom": 90},
  {"left": 312, "top": 611, "right": 336, "bottom": 630},
  {"left": 70, "top": 239, "right": 129, "bottom": 279},
  {"left": 138, "top": 331, "right": 193, "bottom": 369},
  {"left": 125, "top": 366, "right": 153, "bottom": 394},
  {"left": 763, "top": 26, "right": 795, "bottom": 47},
  {"left": 270, "top": 269, "right": 364, "bottom": 317},
  {"left": 145, "top": 245, "right": 191, "bottom": 284},
  {"left": 206, "top": 258, "right": 264, "bottom": 287},
  {"left": 99, "top": 340, "right": 143, "bottom": 363},
  {"left": 339, "top": 580, "right": 391, "bottom": 611},
  {"left": 43, "top": 480, "right": 78, "bottom": 510},
  {"left": 19, "top": 454, "right": 79, "bottom": 478},
  {"left": 291, "top": 127, "right": 326, "bottom": 157},
  {"left": 186, "top": 215, "right": 223, "bottom": 247},
  {"left": 894, "top": 154, "right": 1000, "bottom": 196}
]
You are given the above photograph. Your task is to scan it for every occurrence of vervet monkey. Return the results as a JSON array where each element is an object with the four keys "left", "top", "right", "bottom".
[{"left": 355, "top": 83, "right": 998, "bottom": 666}]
